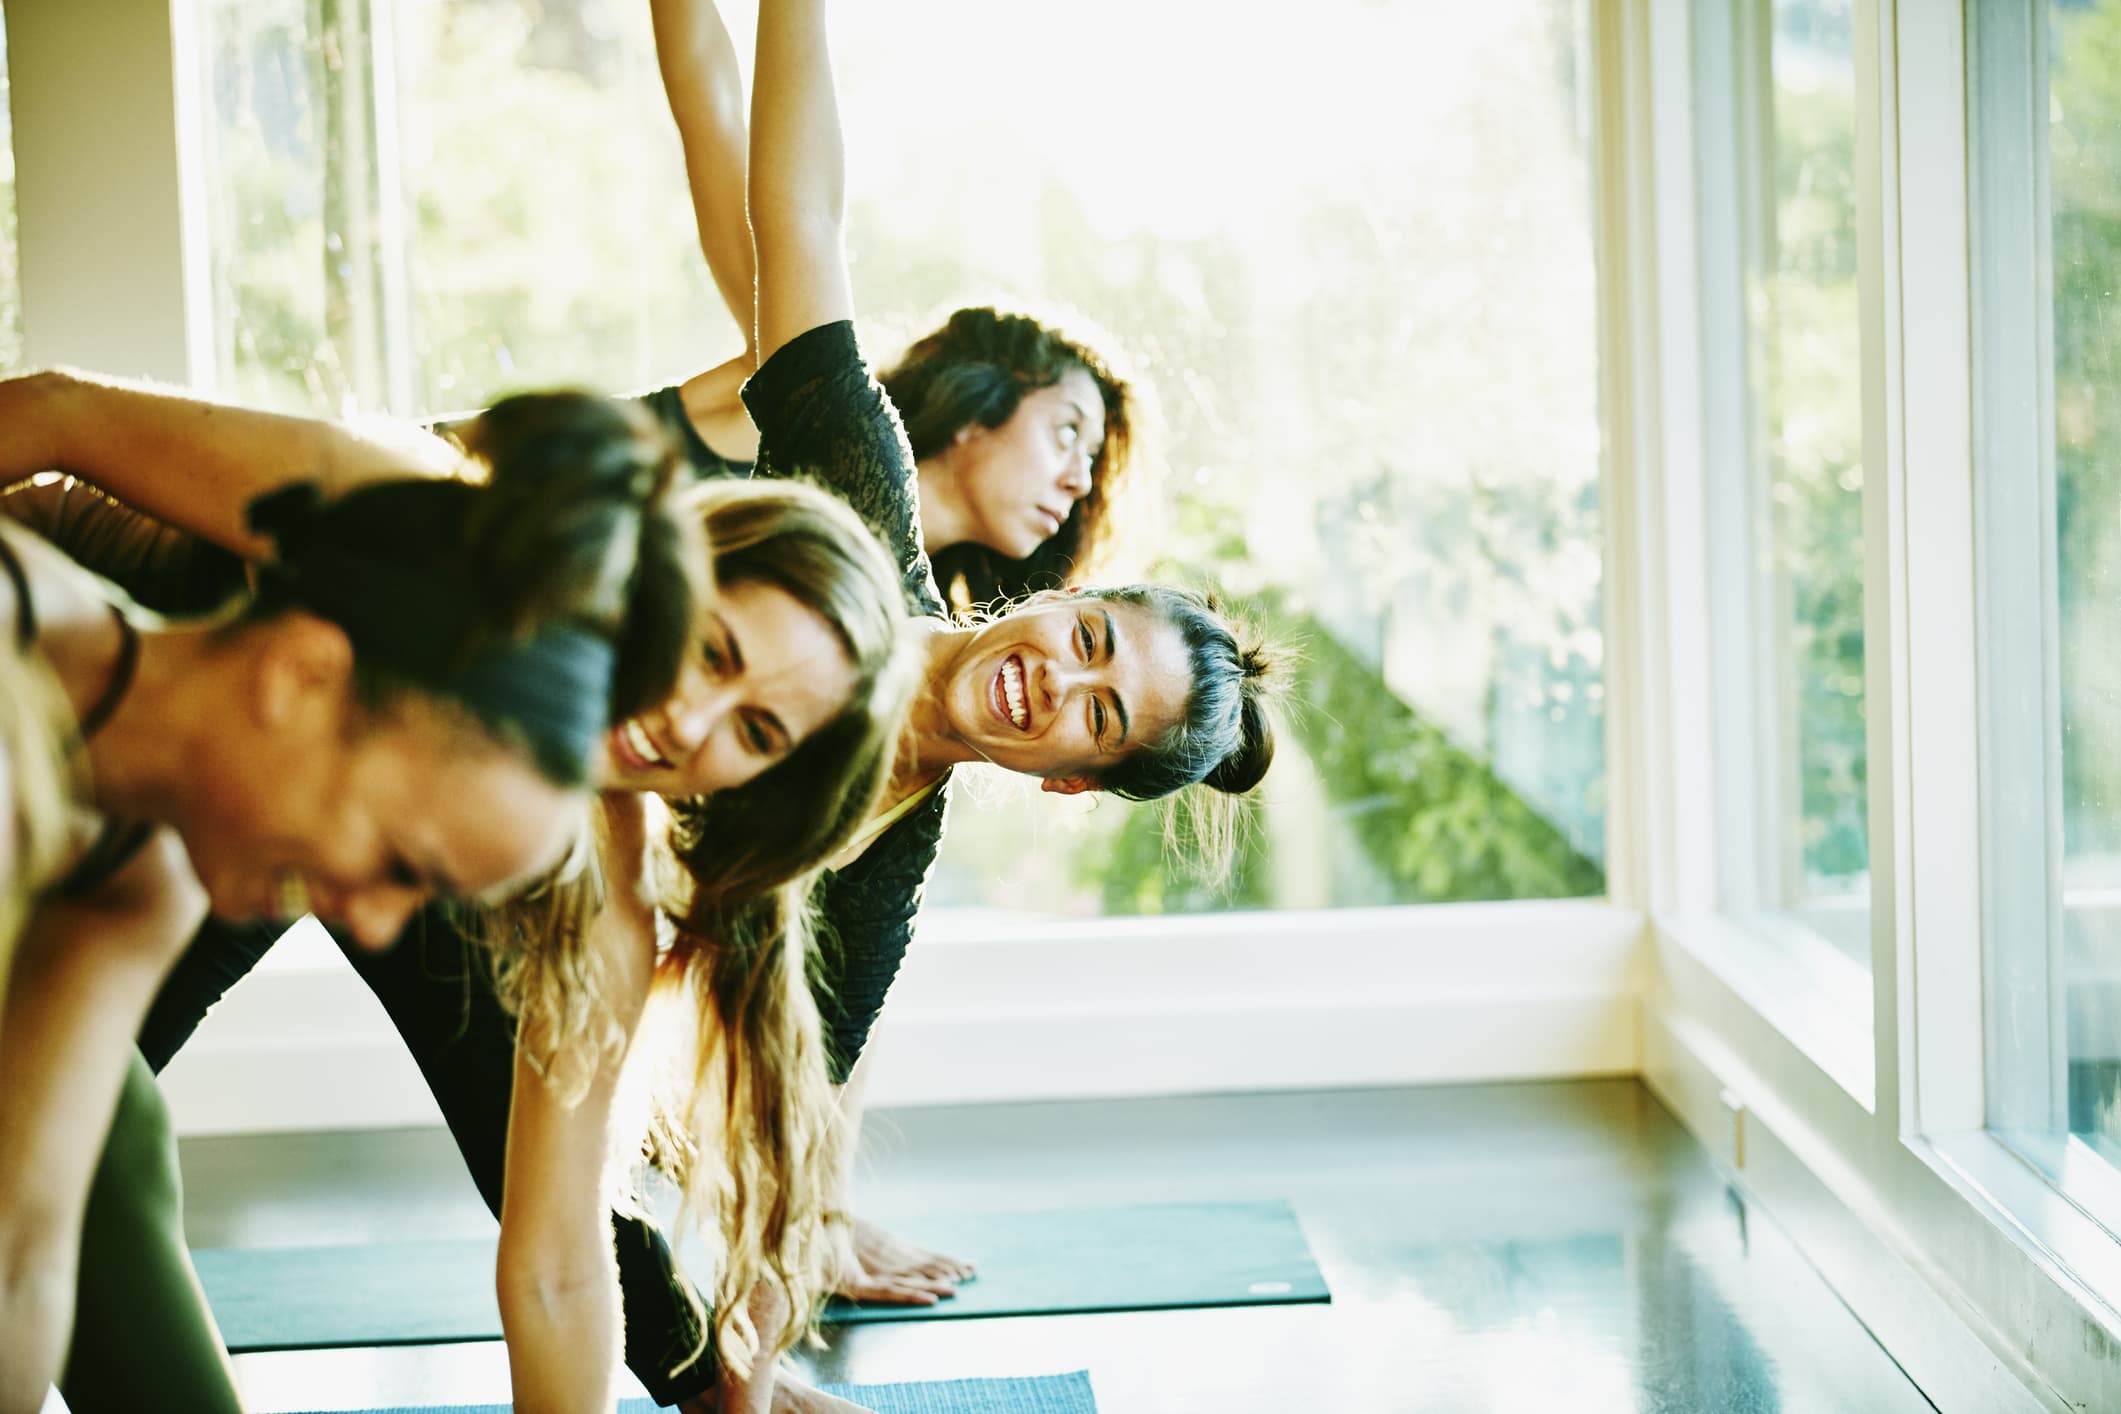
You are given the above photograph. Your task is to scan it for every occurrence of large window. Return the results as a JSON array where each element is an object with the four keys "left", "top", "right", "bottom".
[
  {"left": 1734, "top": 0, "right": 1869, "bottom": 963},
  {"left": 197, "top": 0, "right": 1609, "bottom": 919},
  {"left": 0, "top": 7, "right": 20, "bottom": 372}
]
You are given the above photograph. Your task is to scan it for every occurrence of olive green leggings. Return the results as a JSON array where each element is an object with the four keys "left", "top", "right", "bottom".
[{"left": 61, "top": 1049, "right": 245, "bottom": 1413}]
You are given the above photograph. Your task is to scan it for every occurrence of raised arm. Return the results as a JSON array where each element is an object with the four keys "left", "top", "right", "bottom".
[
  {"left": 749, "top": 0, "right": 853, "bottom": 364},
  {"left": 652, "top": 0, "right": 757, "bottom": 354},
  {"left": 0, "top": 369, "right": 462, "bottom": 563}
]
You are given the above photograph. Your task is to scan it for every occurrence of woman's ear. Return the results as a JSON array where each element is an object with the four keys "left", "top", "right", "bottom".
[
  {"left": 1040, "top": 775, "right": 1100, "bottom": 796},
  {"left": 250, "top": 614, "right": 354, "bottom": 732}
]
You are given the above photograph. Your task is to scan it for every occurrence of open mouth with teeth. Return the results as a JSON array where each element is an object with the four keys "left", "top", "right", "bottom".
[
  {"left": 993, "top": 654, "right": 1030, "bottom": 731},
  {"left": 263, "top": 869, "right": 311, "bottom": 924},
  {"left": 611, "top": 718, "right": 674, "bottom": 773}
]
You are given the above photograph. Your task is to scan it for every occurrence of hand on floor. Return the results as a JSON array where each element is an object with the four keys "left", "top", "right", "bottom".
[
  {"left": 831, "top": 1215, "right": 975, "bottom": 1306},
  {"left": 770, "top": 1366, "right": 878, "bottom": 1413}
]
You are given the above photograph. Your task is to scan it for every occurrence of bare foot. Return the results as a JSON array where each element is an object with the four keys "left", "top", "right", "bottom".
[
  {"left": 770, "top": 1366, "right": 877, "bottom": 1413},
  {"left": 832, "top": 1215, "right": 975, "bottom": 1306}
]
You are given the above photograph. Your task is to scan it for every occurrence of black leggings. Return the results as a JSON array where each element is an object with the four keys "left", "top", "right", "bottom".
[
  {"left": 63, "top": 1052, "right": 244, "bottom": 1413},
  {"left": 127, "top": 912, "right": 716, "bottom": 1406}
]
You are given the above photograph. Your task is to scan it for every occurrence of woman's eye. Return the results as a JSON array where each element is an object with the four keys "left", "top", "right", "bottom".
[
  {"left": 1077, "top": 620, "right": 1095, "bottom": 659},
  {"left": 1057, "top": 422, "right": 1079, "bottom": 448},
  {"left": 741, "top": 717, "right": 774, "bottom": 755},
  {"left": 1092, "top": 699, "right": 1107, "bottom": 738}
]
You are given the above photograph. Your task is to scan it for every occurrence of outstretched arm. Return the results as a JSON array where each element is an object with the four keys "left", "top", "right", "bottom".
[
  {"left": 652, "top": 0, "right": 757, "bottom": 355},
  {"left": 749, "top": 0, "right": 854, "bottom": 365},
  {"left": 0, "top": 370, "right": 462, "bottom": 563},
  {"left": 495, "top": 798, "right": 658, "bottom": 1414}
]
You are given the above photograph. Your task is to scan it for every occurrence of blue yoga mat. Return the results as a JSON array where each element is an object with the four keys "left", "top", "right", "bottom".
[
  {"left": 196, "top": 1200, "right": 1326, "bottom": 1352},
  {"left": 294, "top": 1370, "right": 1096, "bottom": 1413}
]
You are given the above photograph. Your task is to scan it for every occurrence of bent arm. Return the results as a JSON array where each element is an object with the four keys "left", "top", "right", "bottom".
[
  {"left": 0, "top": 369, "right": 461, "bottom": 563},
  {"left": 749, "top": 0, "right": 853, "bottom": 365}
]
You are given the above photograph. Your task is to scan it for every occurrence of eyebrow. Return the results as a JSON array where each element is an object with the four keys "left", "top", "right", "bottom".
[
  {"left": 699, "top": 613, "right": 742, "bottom": 675},
  {"left": 1102, "top": 610, "right": 1131, "bottom": 743},
  {"left": 1069, "top": 399, "right": 1105, "bottom": 445}
]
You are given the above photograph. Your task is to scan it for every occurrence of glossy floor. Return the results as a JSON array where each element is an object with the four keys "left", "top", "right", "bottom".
[{"left": 183, "top": 1080, "right": 1942, "bottom": 1413}]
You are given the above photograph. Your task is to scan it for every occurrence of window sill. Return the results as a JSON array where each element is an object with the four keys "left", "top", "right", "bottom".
[
  {"left": 1931, "top": 1129, "right": 2121, "bottom": 1332},
  {"left": 1652, "top": 910, "right": 1874, "bottom": 1108}
]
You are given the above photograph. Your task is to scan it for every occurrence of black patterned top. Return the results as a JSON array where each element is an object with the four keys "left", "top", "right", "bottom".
[{"left": 741, "top": 320, "right": 953, "bottom": 1083}]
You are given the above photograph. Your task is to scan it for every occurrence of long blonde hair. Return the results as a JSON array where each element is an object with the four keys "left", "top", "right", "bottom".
[
  {"left": 490, "top": 476, "right": 916, "bottom": 1379},
  {"left": 651, "top": 479, "right": 916, "bottom": 1378}
]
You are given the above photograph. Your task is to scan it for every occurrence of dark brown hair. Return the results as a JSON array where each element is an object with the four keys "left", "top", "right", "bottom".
[{"left": 881, "top": 306, "right": 1137, "bottom": 611}]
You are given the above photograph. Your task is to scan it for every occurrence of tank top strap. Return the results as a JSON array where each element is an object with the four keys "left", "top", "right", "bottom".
[
  {"left": 44, "top": 818, "right": 157, "bottom": 901},
  {"left": 0, "top": 532, "right": 36, "bottom": 649},
  {"left": 73, "top": 607, "right": 140, "bottom": 741}
]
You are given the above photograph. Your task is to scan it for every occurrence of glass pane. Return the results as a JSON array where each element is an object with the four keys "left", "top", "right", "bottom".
[
  {"left": 2052, "top": 0, "right": 2121, "bottom": 1162},
  {"left": 198, "top": 0, "right": 732, "bottom": 416},
  {"left": 895, "top": 0, "right": 1605, "bottom": 916},
  {"left": 196, "top": 0, "right": 1608, "bottom": 919},
  {"left": 1749, "top": 0, "right": 1868, "bottom": 958},
  {"left": 0, "top": 8, "right": 20, "bottom": 372}
]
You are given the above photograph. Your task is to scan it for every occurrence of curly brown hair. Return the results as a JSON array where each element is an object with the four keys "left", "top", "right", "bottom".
[{"left": 881, "top": 306, "right": 1139, "bottom": 611}]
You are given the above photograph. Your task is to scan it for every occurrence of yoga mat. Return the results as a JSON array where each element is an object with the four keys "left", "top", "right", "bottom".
[
  {"left": 294, "top": 1371, "right": 1096, "bottom": 1414},
  {"left": 826, "top": 1199, "right": 1329, "bottom": 1324},
  {"left": 197, "top": 1200, "right": 1326, "bottom": 1351}
]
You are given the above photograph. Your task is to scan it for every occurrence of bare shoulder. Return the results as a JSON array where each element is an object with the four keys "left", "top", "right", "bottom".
[
  {"left": 0, "top": 519, "right": 93, "bottom": 632},
  {"left": 32, "top": 823, "right": 207, "bottom": 967}
]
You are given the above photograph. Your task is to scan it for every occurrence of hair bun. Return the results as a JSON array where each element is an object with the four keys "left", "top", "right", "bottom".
[
  {"left": 245, "top": 481, "right": 329, "bottom": 553},
  {"left": 1204, "top": 689, "right": 1275, "bottom": 795}
]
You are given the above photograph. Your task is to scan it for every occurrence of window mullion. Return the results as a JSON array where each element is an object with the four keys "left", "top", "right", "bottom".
[{"left": 1970, "top": 0, "right": 2067, "bottom": 1138}]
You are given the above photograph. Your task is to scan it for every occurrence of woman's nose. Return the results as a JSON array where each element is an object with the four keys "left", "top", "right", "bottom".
[
  {"left": 1037, "top": 654, "right": 1088, "bottom": 709},
  {"left": 667, "top": 680, "right": 732, "bottom": 755},
  {"left": 1057, "top": 448, "right": 1093, "bottom": 498}
]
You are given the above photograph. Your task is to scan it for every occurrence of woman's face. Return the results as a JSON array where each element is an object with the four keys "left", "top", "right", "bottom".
[
  {"left": 935, "top": 596, "right": 1191, "bottom": 788},
  {"left": 183, "top": 633, "right": 583, "bottom": 949},
  {"left": 594, "top": 577, "right": 858, "bottom": 797},
  {"left": 942, "top": 366, "right": 1106, "bottom": 560}
]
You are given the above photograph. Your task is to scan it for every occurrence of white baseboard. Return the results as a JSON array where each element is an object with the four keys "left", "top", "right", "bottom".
[{"left": 163, "top": 901, "right": 1642, "bottom": 1135}]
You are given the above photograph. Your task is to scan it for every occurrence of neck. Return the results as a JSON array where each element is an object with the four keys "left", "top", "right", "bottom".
[
  {"left": 914, "top": 454, "right": 971, "bottom": 558},
  {"left": 77, "top": 625, "right": 217, "bottom": 824},
  {"left": 900, "top": 620, "right": 982, "bottom": 780}
]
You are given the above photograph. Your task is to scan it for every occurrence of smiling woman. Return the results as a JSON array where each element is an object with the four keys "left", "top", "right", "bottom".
[{"left": 922, "top": 593, "right": 1199, "bottom": 793}]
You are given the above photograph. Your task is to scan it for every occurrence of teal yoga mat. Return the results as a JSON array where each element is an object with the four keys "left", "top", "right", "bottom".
[
  {"left": 196, "top": 1200, "right": 1325, "bottom": 1352},
  {"left": 296, "top": 1371, "right": 1096, "bottom": 1413},
  {"left": 824, "top": 1199, "right": 1329, "bottom": 1325}
]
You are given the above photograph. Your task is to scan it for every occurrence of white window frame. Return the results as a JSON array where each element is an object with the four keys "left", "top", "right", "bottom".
[{"left": 1637, "top": 1, "right": 2121, "bottom": 1409}]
